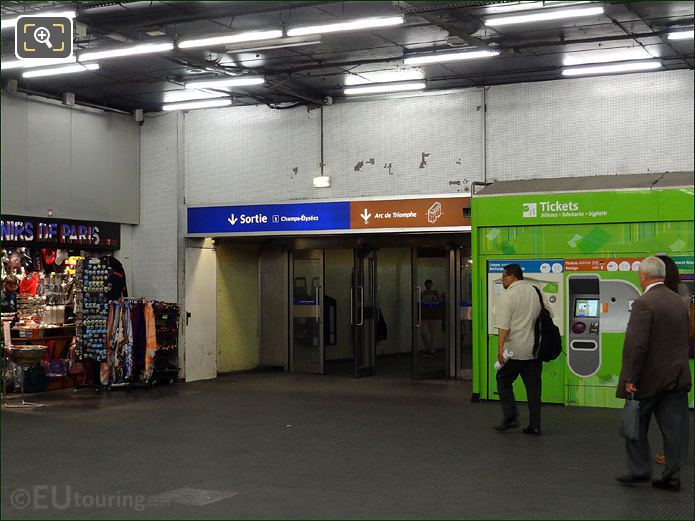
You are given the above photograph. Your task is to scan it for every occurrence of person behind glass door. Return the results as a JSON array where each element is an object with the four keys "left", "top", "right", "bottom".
[{"left": 421, "top": 279, "right": 442, "bottom": 356}]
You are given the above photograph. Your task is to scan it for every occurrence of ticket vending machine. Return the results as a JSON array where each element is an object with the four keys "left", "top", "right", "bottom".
[
  {"left": 567, "top": 276, "right": 641, "bottom": 378},
  {"left": 567, "top": 276, "right": 601, "bottom": 377},
  {"left": 565, "top": 272, "right": 642, "bottom": 407},
  {"left": 471, "top": 172, "right": 694, "bottom": 409}
]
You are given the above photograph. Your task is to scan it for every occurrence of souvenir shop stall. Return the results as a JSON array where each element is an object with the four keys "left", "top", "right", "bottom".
[{"left": 1, "top": 215, "right": 179, "bottom": 401}]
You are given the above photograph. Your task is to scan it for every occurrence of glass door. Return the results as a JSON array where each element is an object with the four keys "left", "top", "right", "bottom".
[
  {"left": 412, "top": 247, "right": 450, "bottom": 379},
  {"left": 353, "top": 248, "right": 376, "bottom": 377},
  {"left": 290, "top": 250, "right": 324, "bottom": 374}
]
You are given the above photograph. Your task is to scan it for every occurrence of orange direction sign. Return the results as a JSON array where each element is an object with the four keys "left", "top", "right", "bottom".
[{"left": 350, "top": 197, "right": 470, "bottom": 230}]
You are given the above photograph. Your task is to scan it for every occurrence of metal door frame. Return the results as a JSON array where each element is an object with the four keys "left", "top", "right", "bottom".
[{"left": 353, "top": 248, "right": 377, "bottom": 377}]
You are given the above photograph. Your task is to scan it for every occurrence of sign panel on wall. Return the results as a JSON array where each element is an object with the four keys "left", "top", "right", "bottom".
[
  {"left": 350, "top": 197, "right": 470, "bottom": 230},
  {"left": 186, "top": 196, "right": 471, "bottom": 236},
  {"left": 187, "top": 202, "right": 350, "bottom": 234},
  {"left": 476, "top": 191, "right": 658, "bottom": 227},
  {"left": 1, "top": 214, "right": 120, "bottom": 250},
  {"left": 486, "top": 259, "right": 565, "bottom": 335},
  {"left": 565, "top": 258, "right": 643, "bottom": 272}
]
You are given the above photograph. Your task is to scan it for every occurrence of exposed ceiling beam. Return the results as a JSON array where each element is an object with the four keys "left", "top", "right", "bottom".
[
  {"left": 402, "top": 2, "right": 490, "bottom": 50},
  {"left": 75, "top": 1, "right": 335, "bottom": 32}
]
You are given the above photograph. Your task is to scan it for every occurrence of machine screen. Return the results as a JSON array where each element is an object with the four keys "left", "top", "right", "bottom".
[{"left": 575, "top": 298, "right": 599, "bottom": 318}]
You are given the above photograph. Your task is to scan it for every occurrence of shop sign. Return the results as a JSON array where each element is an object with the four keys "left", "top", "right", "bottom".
[
  {"left": 186, "top": 196, "right": 471, "bottom": 236},
  {"left": 0, "top": 214, "right": 120, "bottom": 250}
]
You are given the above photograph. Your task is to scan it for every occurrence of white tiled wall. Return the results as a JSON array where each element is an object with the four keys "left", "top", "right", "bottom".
[
  {"left": 131, "top": 112, "right": 178, "bottom": 301},
  {"left": 137, "top": 70, "right": 693, "bottom": 303},
  {"left": 324, "top": 91, "right": 483, "bottom": 198},
  {"left": 184, "top": 105, "right": 320, "bottom": 206},
  {"left": 180, "top": 69, "right": 692, "bottom": 207},
  {"left": 486, "top": 70, "right": 694, "bottom": 180}
]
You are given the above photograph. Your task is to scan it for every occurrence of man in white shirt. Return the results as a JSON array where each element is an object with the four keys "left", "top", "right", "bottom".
[{"left": 493, "top": 263, "right": 543, "bottom": 435}]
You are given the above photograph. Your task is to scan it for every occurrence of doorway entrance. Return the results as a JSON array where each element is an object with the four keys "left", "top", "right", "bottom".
[
  {"left": 412, "top": 247, "right": 450, "bottom": 379},
  {"left": 286, "top": 238, "right": 471, "bottom": 380}
]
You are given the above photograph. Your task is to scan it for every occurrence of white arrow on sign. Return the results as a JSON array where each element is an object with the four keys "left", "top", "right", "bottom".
[
  {"left": 360, "top": 209, "right": 372, "bottom": 224},
  {"left": 228, "top": 213, "right": 238, "bottom": 225}
]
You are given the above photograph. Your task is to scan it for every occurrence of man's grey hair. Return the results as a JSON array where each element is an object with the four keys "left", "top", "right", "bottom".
[{"left": 640, "top": 256, "right": 666, "bottom": 279}]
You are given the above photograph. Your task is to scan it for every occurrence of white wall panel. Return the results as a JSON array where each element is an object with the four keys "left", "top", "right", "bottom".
[
  {"left": 324, "top": 91, "right": 484, "bottom": 198},
  {"left": 184, "top": 105, "right": 320, "bottom": 205},
  {"left": 71, "top": 109, "right": 110, "bottom": 219},
  {"left": 486, "top": 69, "right": 694, "bottom": 181},
  {"left": 131, "top": 113, "right": 178, "bottom": 302},
  {"left": 1, "top": 93, "right": 140, "bottom": 222},
  {"left": 0, "top": 92, "right": 29, "bottom": 211},
  {"left": 26, "top": 100, "right": 72, "bottom": 217}
]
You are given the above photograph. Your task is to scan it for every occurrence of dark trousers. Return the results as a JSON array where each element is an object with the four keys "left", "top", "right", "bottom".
[
  {"left": 496, "top": 358, "right": 542, "bottom": 430},
  {"left": 626, "top": 389, "right": 690, "bottom": 480}
]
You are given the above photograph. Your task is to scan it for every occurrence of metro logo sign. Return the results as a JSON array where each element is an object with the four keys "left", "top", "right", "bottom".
[{"left": 522, "top": 203, "right": 537, "bottom": 218}]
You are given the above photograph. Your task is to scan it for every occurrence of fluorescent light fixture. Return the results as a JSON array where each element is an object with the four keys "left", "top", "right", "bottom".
[
  {"left": 287, "top": 16, "right": 404, "bottom": 37},
  {"left": 667, "top": 30, "right": 694, "bottom": 40},
  {"left": 562, "top": 60, "right": 662, "bottom": 76},
  {"left": 1, "top": 56, "right": 76, "bottom": 70},
  {"left": 163, "top": 99, "right": 232, "bottom": 111},
  {"left": 184, "top": 76, "right": 264, "bottom": 89},
  {"left": 178, "top": 30, "right": 282, "bottom": 49},
  {"left": 404, "top": 49, "right": 500, "bottom": 65},
  {"left": 22, "top": 63, "right": 99, "bottom": 78},
  {"left": 79, "top": 42, "right": 174, "bottom": 62},
  {"left": 485, "top": 6, "right": 604, "bottom": 26},
  {"left": 163, "top": 89, "right": 228, "bottom": 103},
  {"left": 563, "top": 47, "right": 653, "bottom": 66},
  {"left": 344, "top": 80, "right": 426, "bottom": 96},
  {"left": 225, "top": 35, "right": 321, "bottom": 53},
  {"left": 345, "top": 68, "right": 424, "bottom": 86},
  {"left": 1, "top": 10, "right": 76, "bottom": 30},
  {"left": 312, "top": 176, "right": 331, "bottom": 188}
]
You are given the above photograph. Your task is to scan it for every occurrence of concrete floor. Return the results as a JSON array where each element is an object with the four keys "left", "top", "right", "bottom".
[{"left": 1, "top": 373, "right": 693, "bottom": 520}]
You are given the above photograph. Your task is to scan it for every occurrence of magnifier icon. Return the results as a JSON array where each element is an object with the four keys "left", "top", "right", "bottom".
[{"left": 33, "top": 26, "right": 53, "bottom": 49}]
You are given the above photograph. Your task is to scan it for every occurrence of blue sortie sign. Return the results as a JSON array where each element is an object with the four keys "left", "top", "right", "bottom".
[{"left": 187, "top": 202, "right": 351, "bottom": 234}]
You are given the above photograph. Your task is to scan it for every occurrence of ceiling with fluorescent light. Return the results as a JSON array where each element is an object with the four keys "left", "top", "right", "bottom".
[{"left": 0, "top": 1, "right": 692, "bottom": 113}]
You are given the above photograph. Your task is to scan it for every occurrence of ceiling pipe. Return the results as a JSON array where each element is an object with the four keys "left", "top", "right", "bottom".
[
  {"left": 266, "top": 80, "right": 329, "bottom": 106},
  {"left": 402, "top": 2, "right": 490, "bottom": 50}
]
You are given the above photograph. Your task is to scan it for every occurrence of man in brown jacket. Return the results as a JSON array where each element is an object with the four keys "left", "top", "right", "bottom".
[{"left": 616, "top": 256, "right": 692, "bottom": 492}]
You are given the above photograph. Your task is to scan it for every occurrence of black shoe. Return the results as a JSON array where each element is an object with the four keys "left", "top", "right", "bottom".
[
  {"left": 616, "top": 474, "right": 650, "bottom": 485},
  {"left": 494, "top": 419, "right": 519, "bottom": 431},
  {"left": 651, "top": 477, "right": 681, "bottom": 492},
  {"left": 522, "top": 426, "right": 541, "bottom": 436}
]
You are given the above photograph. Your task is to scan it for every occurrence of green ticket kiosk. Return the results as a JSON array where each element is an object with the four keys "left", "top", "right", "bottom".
[{"left": 471, "top": 172, "right": 694, "bottom": 408}]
